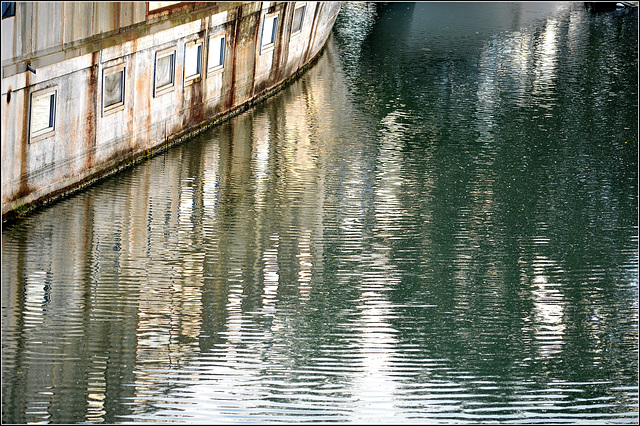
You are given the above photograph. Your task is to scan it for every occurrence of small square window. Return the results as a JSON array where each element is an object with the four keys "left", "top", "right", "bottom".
[
  {"left": 292, "top": 5, "right": 305, "bottom": 34},
  {"left": 261, "top": 14, "right": 278, "bottom": 52},
  {"left": 103, "top": 66, "right": 125, "bottom": 114},
  {"left": 155, "top": 49, "right": 175, "bottom": 96},
  {"left": 208, "top": 35, "right": 225, "bottom": 71},
  {"left": 184, "top": 41, "right": 202, "bottom": 83},
  {"left": 30, "top": 88, "right": 56, "bottom": 141}
]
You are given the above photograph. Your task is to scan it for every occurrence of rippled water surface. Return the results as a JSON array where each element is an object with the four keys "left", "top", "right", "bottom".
[{"left": 2, "top": 2, "right": 638, "bottom": 424}]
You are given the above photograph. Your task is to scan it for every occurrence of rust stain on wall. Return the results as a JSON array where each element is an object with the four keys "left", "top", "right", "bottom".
[
  {"left": 85, "top": 51, "right": 99, "bottom": 171},
  {"left": 271, "top": 3, "right": 287, "bottom": 84},
  {"left": 17, "top": 72, "right": 31, "bottom": 199},
  {"left": 134, "top": 37, "right": 153, "bottom": 151},
  {"left": 185, "top": 21, "right": 207, "bottom": 129},
  {"left": 303, "top": 3, "right": 321, "bottom": 64},
  {"left": 226, "top": 7, "right": 241, "bottom": 111},
  {"left": 186, "top": 81, "right": 205, "bottom": 128},
  {"left": 114, "top": 2, "right": 121, "bottom": 32},
  {"left": 249, "top": 9, "right": 261, "bottom": 98}
]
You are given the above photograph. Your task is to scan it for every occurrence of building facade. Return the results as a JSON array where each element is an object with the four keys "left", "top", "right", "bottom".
[{"left": 1, "top": 2, "right": 341, "bottom": 222}]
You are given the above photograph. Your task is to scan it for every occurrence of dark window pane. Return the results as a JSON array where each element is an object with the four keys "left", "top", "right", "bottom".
[
  {"left": 2, "top": 2, "right": 16, "bottom": 19},
  {"left": 104, "top": 70, "right": 124, "bottom": 108},
  {"left": 270, "top": 17, "right": 278, "bottom": 44},
  {"left": 292, "top": 6, "right": 305, "bottom": 33}
]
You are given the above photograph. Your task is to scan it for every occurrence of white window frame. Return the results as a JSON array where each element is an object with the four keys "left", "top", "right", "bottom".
[
  {"left": 207, "top": 33, "right": 226, "bottom": 74},
  {"left": 184, "top": 39, "right": 203, "bottom": 86},
  {"left": 154, "top": 47, "right": 176, "bottom": 97},
  {"left": 260, "top": 13, "right": 278, "bottom": 54},
  {"left": 102, "top": 64, "right": 126, "bottom": 116},
  {"left": 29, "top": 86, "right": 57, "bottom": 143},
  {"left": 291, "top": 4, "right": 306, "bottom": 36}
]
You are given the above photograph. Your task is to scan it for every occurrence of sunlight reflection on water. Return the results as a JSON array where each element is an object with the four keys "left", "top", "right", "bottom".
[{"left": 2, "top": 2, "right": 638, "bottom": 424}]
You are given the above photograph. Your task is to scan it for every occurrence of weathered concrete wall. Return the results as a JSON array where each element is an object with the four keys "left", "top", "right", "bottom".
[{"left": 1, "top": 2, "right": 341, "bottom": 222}]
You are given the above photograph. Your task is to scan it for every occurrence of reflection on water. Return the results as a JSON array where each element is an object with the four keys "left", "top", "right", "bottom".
[{"left": 2, "top": 2, "right": 638, "bottom": 424}]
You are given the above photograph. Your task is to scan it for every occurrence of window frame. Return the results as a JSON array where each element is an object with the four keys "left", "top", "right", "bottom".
[
  {"left": 260, "top": 12, "right": 279, "bottom": 54},
  {"left": 102, "top": 64, "right": 126, "bottom": 116},
  {"left": 207, "top": 33, "right": 226, "bottom": 74},
  {"left": 291, "top": 4, "right": 306, "bottom": 36},
  {"left": 184, "top": 39, "right": 203, "bottom": 86},
  {"left": 29, "top": 86, "right": 57, "bottom": 143},
  {"left": 154, "top": 47, "right": 176, "bottom": 97}
]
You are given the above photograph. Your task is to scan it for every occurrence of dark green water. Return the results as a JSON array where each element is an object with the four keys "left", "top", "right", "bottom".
[{"left": 2, "top": 2, "right": 638, "bottom": 424}]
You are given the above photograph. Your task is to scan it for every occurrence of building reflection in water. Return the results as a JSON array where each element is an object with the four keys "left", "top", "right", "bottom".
[{"left": 1, "top": 2, "right": 637, "bottom": 423}]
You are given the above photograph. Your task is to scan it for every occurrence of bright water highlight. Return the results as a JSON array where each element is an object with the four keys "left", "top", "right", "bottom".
[{"left": 2, "top": 2, "right": 638, "bottom": 424}]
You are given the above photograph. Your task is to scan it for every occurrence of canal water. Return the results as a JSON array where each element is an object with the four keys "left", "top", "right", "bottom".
[{"left": 2, "top": 2, "right": 638, "bottom": 424}]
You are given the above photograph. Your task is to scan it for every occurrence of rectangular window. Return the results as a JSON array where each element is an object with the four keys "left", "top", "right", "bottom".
[
  {"left": 208, "top": 34, "right": 225, "bottom": 72},
  {"left": 261, "top": 14, "right": 278, "bottom": 52},
  {"left": 154, "top": 48, "right": 175, "bottom": 96},
  {"left": 184, "top": 41, "right": 202, "bottom": 83},
  {"left": 292, "top": 5, "right": 305, "bottom": 34},
  {"left": 103, "top": 65, "right": 125, "bottom": 114},
  {"left": 30, "top": 87, "right": 56, "bottom": 141}
]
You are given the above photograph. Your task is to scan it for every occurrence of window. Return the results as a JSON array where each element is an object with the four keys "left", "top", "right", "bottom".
[
  {"left": 103, "top": 65, "right": 125, "bottom": 114},
  {"left": 261, "top": 14, "right": 278, "bottom": 53},
  {"left": 292, "top": 4, "right": 305, "bottom": 34},
  {"left": 154, "top": 48, "right": 175, "bottom": 96},
  {"left": 208, "top": 34, "right": 225, "bottom": 72},
  {"left": 2, "top": 2, "right": 15, "bottom": 19},
  {"left": 30, "top": 87, "right": 56, "bottom": 141},
  {"left": 184, "top": 41, "right": 202, "bottom": 83}
]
